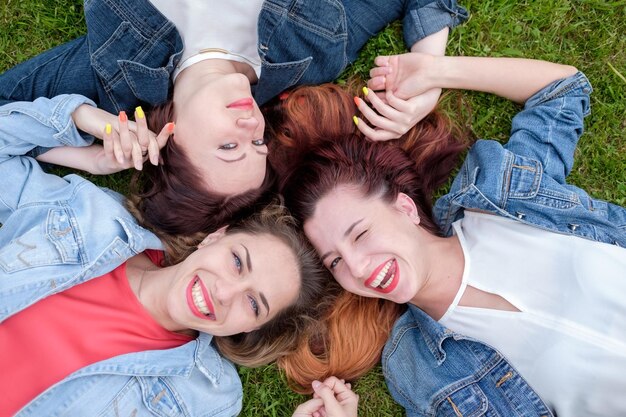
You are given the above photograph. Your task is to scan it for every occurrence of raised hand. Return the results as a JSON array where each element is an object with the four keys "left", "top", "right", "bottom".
[{"left": 355, "top": 53, "right": 440, "bottom": 141}]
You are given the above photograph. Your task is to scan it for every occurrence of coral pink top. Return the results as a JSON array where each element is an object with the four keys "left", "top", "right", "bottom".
[{"left": 0, "top": 250, "right": 193, "bottom": 416}]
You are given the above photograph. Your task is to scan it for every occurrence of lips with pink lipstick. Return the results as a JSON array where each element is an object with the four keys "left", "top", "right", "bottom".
[
  {"left": 364, "top": 259, "right": 399, "bottom": 294},
  {"left": 226, "top": 97, "right": 254, "bottom": 110},
  {"left": 186, "top": 276, "right": 216, "bottom": 320}
]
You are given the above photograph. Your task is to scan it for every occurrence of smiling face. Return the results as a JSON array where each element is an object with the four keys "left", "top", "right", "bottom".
[
  {"left": 174, "top": 73, "right": 268, "bottom": 195},
  {"left": 165, "top": 230, "right": 300, "bottom": 336},
  {"left": 304, "top": 185, "right": 426, "bottom": 304}
]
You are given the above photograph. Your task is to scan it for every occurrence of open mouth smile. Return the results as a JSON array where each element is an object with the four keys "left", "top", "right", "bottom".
[
  {"left": 186, "top": 276, "right": 216, "bottom": 320},
  {"left": 364, "top": 259, "right": 399, "bottom": 294}
]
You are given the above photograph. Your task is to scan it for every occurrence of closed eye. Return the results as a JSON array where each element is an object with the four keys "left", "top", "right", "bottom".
[
  {"left": 355, "top": 230, "right": 367, "bottom": 241},
  {"left": 219, "top": 143, "right": 237, "bottom": 150}
]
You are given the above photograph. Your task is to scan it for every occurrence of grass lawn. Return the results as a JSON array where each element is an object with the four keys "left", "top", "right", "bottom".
[{"left": 1, "top": 1, "right": 624, "bottom": 415}]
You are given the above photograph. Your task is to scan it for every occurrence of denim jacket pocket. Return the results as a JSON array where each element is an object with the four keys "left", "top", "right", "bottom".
[
  {"left": 261, "top": 0, "right": 347, "bottom": 42},
  {"left": 505, "top": 153, "right": 542, "bottom": 199},
  {"left": 0, "top": 208, "right": 81, "bottom": 273},
  {"left": 96, "top": 377, "right": 182, "bottom": 417},
  {"left": 118, "top": 60, "right": 172, "bottom": 105},
  {"left": 436, "top": 384, "right": 488, "bottom": 417}
]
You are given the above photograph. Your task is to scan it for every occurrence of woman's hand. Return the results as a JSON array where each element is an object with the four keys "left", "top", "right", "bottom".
[
  {"left": 353, "top": 87, "right": 440, "bottom": 141},
  {"left": 71, "top": 104, "right": 173, "bottom": 171},
  {"left": 367, "top": 52, "right": 437, "bottom": 99},
  {"left": 292, "top": 377, "right": 359, "bottom": 417},
  {"left": 355, "top": 52, "right": 440, "bottom": 141}
]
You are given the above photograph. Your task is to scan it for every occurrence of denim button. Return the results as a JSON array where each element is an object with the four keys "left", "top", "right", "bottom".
[
  {"left": 583, "top": 87, "right": 591, "bottom": 94},
  {"left": 568, "top": 223, "right": 579, "bottom": 231},
  {"left": 516, "top": 211, "right": 526, "bottom": 219}
]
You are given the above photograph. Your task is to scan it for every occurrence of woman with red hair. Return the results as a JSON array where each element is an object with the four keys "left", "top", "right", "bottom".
[{"left": 279, "top": 55, "right": 626, "bottom": 416}]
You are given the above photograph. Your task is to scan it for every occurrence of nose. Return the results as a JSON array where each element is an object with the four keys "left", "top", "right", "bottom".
[
  {"left": 213, "top": 278, "right": 245, "bottom": 306},
  {"left": 341, "top": 251, "right": 370, "bottom": 282},
  {"left": 236, "top": 116, "right": 260, "bottom": 132}
]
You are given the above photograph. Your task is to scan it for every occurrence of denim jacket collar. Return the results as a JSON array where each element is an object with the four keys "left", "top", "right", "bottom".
[
  {"left": 253, "top": 56, "right": 312, "bottom": 105},
  {"left": 396, "top": 304, "right": 459, "bottom": 365}
]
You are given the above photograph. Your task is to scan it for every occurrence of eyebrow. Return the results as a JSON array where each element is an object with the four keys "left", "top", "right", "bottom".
[
  {"left": 243, "top": 244, "right": 271, "bottom": 317},
  {"left": 319, "top": 218, "right": 364, "bottom": 263},
  {"left": 217, "top": 153, "right": 247, "bottom": 163}
]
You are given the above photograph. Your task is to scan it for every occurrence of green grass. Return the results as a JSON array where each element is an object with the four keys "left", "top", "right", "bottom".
[{"left": 1, "top": 1, "right": 624, "bottom": 415}]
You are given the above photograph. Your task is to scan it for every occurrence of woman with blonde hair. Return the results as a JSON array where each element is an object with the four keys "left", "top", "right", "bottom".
[{"left": 0, "top": 94, "right": 328, "bottom": 416}]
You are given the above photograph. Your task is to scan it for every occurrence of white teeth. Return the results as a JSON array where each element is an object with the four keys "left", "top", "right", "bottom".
[
  {"left": 369, "top": 260, "right": 394, "bottom": 288},
  {"left": 192, "top": 280, "right": 211, "bottom": 315},
  {"left": 380, "top": 272, "right": 395, "bottom": 289}
]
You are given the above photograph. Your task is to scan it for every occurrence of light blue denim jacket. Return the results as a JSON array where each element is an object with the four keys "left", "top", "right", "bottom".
[
  {"left": 0, "top": 95, "right": 242, "bottom": 416},
  {"left": 384, "top": 73, "right": 625, "bottom": 416},
  {"left": 0, "top": 0, "right": 468, "bottom": 111}
]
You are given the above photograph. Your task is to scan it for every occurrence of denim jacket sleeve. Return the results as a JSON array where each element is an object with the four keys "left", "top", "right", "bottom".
[
  {"left": 255, "top": 0, "right": 468, "bottom": 105},
  {"left": 0, "top": 94, "right": 95, "bottom": 220},
  {"left": 505, "top": 71, "right": 592, "bottom": 184}
]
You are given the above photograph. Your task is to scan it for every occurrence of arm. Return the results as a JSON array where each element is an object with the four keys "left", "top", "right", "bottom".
[
  {"left": 373, "top": 53, "right": 578, "bottom": 104},
  {"left": 0, "top": 95, "right": 95, "bottom": 221},
  {"left": 36, "top": 105, "right": 172, "bottom": 174},
  {"left": 426, "top": 56, "right": 578, "bottom": 103}
]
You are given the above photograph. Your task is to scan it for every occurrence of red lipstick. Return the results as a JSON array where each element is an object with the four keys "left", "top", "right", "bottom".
[
  {"left": 227, "top": 97, "right": 254, "bottom": 110},
  {"left": 186, "top": 276, "right": 216, "bottom": 320}
]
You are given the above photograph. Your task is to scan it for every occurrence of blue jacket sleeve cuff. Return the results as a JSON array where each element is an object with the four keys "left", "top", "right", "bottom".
[
  {"left": 403, "top": 0, "right": 469, "bottom": 49},
  {"left": 524, "top": 71, "right": 592, "bottom": 115}
]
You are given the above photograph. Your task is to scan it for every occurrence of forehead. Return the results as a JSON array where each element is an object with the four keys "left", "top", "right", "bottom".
[
  {"left": 304, "top": 185, "right": 391, "bottom": 244},
  {"left": 229, "top": 232, "right": 300, "bottom": 308}
]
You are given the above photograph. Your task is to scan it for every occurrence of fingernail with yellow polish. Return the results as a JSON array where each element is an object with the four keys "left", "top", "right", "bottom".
[
  {"left": 105, "top": 123, "right": 112, "bottom": 134},
  {"left": 353, "top": 115, "right": 359, "bottom": 126},
  {"left": 135, "top": 106, "right": 145, "bottom": 119},
  {"left": 362, "top": 86, "right": 369, "bottom": 96}
]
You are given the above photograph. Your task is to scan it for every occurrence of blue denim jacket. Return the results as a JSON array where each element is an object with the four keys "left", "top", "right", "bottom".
[
  {"left": 384, "top": 305, "right": 553, "bottom": 417},
  {"left": 0, "top": 95, "right": 242, "bottom": 416},
  {"left": 435, "top": 71, "right": 626, "bottom": 246},
  {"left": 384, "top": 73, "right": 625, "bottom": 416},
  {"left": 0, "top": 0, "right": 468, "bottom": 111}
]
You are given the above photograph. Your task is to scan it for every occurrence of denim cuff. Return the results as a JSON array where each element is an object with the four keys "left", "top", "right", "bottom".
[
  {"left": 403, "top": 0, "right": 469, "bottom": 49},
  {"left": 524, "top": 71, "right": 592, "bottom": 116}
]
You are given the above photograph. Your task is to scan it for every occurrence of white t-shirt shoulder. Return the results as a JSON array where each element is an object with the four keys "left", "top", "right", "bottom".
[
  {"left": 440, "top": 211, "right": 626, "bottom": 417},
  {"left": 150, "top": 0, "right": 264, "bottom": 79}
]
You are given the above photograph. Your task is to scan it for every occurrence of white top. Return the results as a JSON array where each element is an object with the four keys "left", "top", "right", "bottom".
[
  {"left": 150, "top": 0, "right": 264, "bottom": 80},
  {"left": 440, "top": 211, "right": 626, "bottom": 417}
]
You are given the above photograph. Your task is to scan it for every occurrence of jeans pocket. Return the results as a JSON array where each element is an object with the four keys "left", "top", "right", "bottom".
[{"left": 0, "top": 209, "right": 81, "bottom": 273}]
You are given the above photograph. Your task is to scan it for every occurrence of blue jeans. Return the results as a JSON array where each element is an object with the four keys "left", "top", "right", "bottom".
[{"left": 0, "top": 0, "right": 182, "bottom": 113}]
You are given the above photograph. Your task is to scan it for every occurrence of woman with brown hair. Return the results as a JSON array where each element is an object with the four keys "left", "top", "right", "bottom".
[
  {"left": 279, "top": 55, "right": 626, "bottom": 416},
  {"left": 0, "top": 0, "right": 469, "bottom": 242}
]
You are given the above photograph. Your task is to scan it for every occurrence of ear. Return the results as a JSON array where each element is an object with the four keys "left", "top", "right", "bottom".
[
  {"left": 393, "top": 192, "right": 420, "bottom": 225},
  {"left": 198, "top": 226, "right": 228, "bottom": 249}
]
